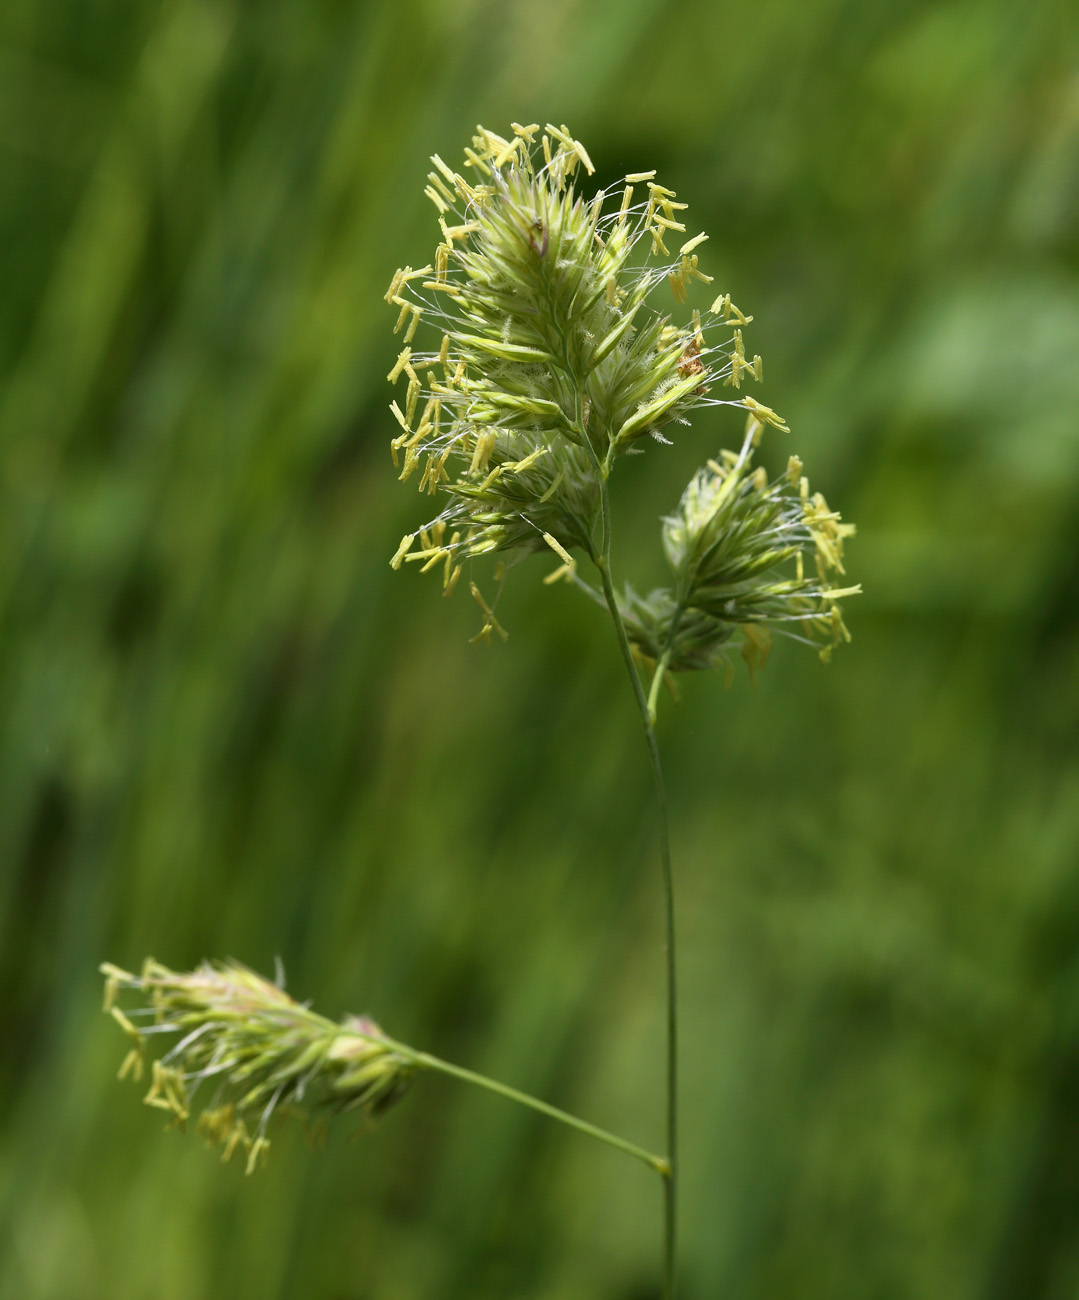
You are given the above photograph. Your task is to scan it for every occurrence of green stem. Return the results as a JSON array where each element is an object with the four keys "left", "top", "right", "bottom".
[
  {"left": 592, "top": 460, "right": 679, "bottom": 1300},
  {"left": 647, "top": 648, "right": 674, "bottom": 726},
  {"left": 389, "top": 1041, "right": 667, "bottom": 1175}
]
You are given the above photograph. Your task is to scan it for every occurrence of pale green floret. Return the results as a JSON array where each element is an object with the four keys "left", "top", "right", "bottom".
[{"left": 100, "top": 960, "right": 415, "bottom": 1173}]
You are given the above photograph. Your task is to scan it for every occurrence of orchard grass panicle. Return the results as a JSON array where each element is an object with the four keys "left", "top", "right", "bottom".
[
  {"left": 385, "top": 122, "right": 857, "bottom": 676},
  {"left": 102, "top": 124, "right": 858, "bottom": 1300},
  {"left": 101, "top": 960, "right": 415, "bottom": 1174},
  {"left": 384, "top": 125, "right": 859, "bottom": 1298}
]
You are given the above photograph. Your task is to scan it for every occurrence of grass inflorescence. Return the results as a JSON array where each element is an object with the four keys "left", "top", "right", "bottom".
[
  {"left": 384, "top": 123, "right": 857, "bottom": 676},
  {"left": 101, "top": 961, "right": 415, "bottom": 1174}
]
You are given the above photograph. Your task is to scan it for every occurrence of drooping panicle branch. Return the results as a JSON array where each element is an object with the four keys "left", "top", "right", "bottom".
[
  {"left": 101, "top": 959, "right": 665, "bottom": 1177},
  {"left": 101, "top": 960, "right": 415, "bottom": 1174}
]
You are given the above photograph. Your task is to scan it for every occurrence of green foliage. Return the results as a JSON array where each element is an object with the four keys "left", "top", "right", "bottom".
[{"left": 2, "top": 1, "right": 1078, "bottom": 1298}]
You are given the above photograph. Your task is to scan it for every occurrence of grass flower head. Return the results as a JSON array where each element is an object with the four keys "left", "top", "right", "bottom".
[
  {"left": 621, "top": 417, "right": 859, "bottom": 685},
  {"left": 101, "top": 960, "right": 415, "bottom": 1174},
  {"left": 386, "top": 124, "right": 785, "bottom": 633}
]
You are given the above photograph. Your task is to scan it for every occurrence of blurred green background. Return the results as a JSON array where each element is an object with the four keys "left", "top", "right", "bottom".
[{"left": 2, "top": 0, "right": 1078, "bottom": 1296}]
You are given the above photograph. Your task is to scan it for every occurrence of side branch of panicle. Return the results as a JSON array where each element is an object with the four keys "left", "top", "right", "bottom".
[
  {"left": 101, "top": 960, "right": 415, "bottom": 1174},
  {"left": 620, "top": 417, "right": 859, "bottom": 685}
]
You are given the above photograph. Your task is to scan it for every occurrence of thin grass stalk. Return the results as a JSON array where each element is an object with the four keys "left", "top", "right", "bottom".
[
  {"left": 590, "top": 451, "right": 679, "bottom": 1300},
  {"left": 386, "top": 1040, "right": 668, "bottom": 1175}
]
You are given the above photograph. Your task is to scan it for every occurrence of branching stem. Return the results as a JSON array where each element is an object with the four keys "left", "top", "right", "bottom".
[
  {"left": 389, "top": 1042, "right": 667, "bottom": 1175},
  {"left": 647, "top": 648, "right": 674, "bottom": 725}
]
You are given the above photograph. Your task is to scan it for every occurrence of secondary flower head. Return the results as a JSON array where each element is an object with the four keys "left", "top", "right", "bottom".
[
  {"left": 621, "top": 416, "right": 859, "bottom": 686},
  {"left": 102, "top": 960, "right": 415, "bottom": 1173}
]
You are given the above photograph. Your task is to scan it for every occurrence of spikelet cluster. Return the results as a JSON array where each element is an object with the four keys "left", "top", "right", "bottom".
[
  {"left": 101, "top": 960, "right": 414, "bottom": 1174},
  {"left": 385, "top": 123, "right": 774, "bottom": 636},
  {"left": 621, "top": 418, "right": 859, "bottom": 680},
  {"left": 386, "top": 124, "right": 856, "bottom": 673}
]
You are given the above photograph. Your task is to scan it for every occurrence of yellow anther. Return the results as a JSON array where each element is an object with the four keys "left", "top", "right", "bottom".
[
  {"left": 477, "top": 463, "right": 504, "bottom": 493},
  {"left": 571, "top": 136, "right": 595, "bottom": 174},
  {"left": 431, "top": 153, "right": 457, "bottom": 184},
  {"left": 384, "top": 269, "right": 404, "bottom": 304},
  {"left": 475, "top": 126, "right": 512, "bottom": 157},
  {"left": 439, "top": 216, "right": 480, "bottom": 243},
  {"left": 387, "top": 348, "right": 412, "bottom": 384},
  {"left": 541, "top": 532, "right": 577, "bottom": 584},
  {"left": 492, "top": 137, "right": 522, "bottom": 168},
  {"left": 426, "top": 171, "right": 455, "bottom": 201},
  {"left": 390, "top": 534, "right": 415, "bottom": 569},
  {"left": 742, "top": 396, "right": 789, "bottom": 432},
  {"left": 679, "top": 254, "right": 713, "bottom": 285},
  {"left": 424, "top": 186, "right": 448, "bottom": 213},
  {"left": 470, "top": 428, "right": 495, "bottom": 474},
  {"left": 389, "top": 401, "right": 410, "bottom": 435},
  {"left": 679, "top": 232, "right": 709, "bottom": 255},
  {"left": 511, "top": 446, "right": 548, "bottom": 473},
  {"left": 462, "top": 146, "right": 492, "bottom": 176},
  {"left": 453, "top": 174, "right": 478, "bottom": 203},
  {"left": 430, "top": 448, "right": 451, "bottom": 494},
  {"left": 405, "top": 375, "right": 421, "bottom": 425},
  {"left": 398, "top": 446, "right": 420, "bottom": 482},
  {"left": 418, "top": 545, "right": 447, "bottom": 572}
]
